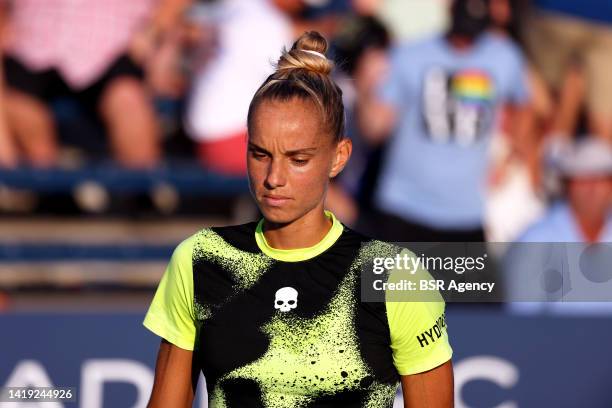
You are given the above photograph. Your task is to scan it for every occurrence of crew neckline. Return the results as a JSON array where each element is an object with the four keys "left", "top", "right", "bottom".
[
  {"left": 439, "top": 32, "right": 492, "bottom": 58},
  {"left": 255, "top": 210, "right": 343, "bottom": 262}
]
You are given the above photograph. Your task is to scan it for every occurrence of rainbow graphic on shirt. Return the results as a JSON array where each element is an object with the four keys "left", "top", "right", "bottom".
[{"left": 450, "top": 69, "right": 495, "bottom": 104}]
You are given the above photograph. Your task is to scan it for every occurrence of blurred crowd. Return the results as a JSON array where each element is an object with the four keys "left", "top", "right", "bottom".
[{"left": 0, "top": 0, "right": 610, "bottom": 246}]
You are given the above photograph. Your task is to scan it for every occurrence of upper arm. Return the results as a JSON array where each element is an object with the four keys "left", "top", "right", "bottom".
[
  {"left": 143, "top": 236, "right": 197, "bottom": 351},
  {"left": 401, "top": 359, "right": 454, "bottom": 408},
  {"left": 385, "top": 249, "right": 453, "bottom": 376},
  {"left": 147, "top": 339, "right": 198, "bottom": 408},
  {"left": 384, "top": 249, "right": 454, "bottom": 405},
  {"left": 144, "top": 236, "right": 200, "bottom": 406}
]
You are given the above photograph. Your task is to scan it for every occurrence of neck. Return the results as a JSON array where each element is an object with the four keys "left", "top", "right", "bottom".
[
  {"left": 570, "top": 203, "right": 605, "bottom": 243},
  {"left": 446, "top": 33, "right": 476, "bottom": 51},
  {"left": 489, "top": 27, "right": 507, "bottom": 37},
  {"left": 262, "top": 205, "right": 332, "bottom": 250}
]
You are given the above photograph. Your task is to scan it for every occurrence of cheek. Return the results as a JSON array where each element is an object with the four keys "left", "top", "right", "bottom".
[
  {"left": 291, "top": 164, "right": 330, "bottom": 198},
  {"left": 587, "top": 183, "right": 611, "bottom": 199},
  {"left": 573, "top": 182, "right": 612, "bottom": 205},
  {"left": 246, "top": 162, "right": 261, "bottom": 186},
  {"left": 597, "top": 184, "right": 612, "bottom": 202},
  {"left": 569, "top": 182, "right": 590, "bottom": 196}
]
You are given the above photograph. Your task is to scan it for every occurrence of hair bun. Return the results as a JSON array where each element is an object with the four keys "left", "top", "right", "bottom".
[
  {"left": 249, "top": 31, "right": 345, "bottom": 143},
  {"left": 276, "top": 31, "right": 333, "bottom": 76}
]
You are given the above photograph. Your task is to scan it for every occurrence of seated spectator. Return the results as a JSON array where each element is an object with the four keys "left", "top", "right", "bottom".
[
  {"left": 0, "top": 6, "right": 15, "bottom": 168},
  {"left": 355, "top": 0, "right": 533, "bottom": 242},
  {"left": 0, "top": 0, "right": 189, "bottom": 169},
  {"left": 520, "top": 137, "right": 612, "bottom": 243},
  {"left": 0, "top": 62, "right": 16, "bottom": 168},
  {"left": 509, "top": 137, "right": 612, "bottom": 315}
]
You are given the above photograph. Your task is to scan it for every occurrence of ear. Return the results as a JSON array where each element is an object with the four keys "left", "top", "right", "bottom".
[{"left": 329, "top": 137, "right": 352, "bottom": 178}]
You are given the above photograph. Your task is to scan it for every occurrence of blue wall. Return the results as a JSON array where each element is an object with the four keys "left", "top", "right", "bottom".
[{"left": 1, "top": 309, "right": 611, "bottom": 407}]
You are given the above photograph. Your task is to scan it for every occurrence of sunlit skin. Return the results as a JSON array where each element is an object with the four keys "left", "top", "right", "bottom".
[
  {"left": 567, "top": 176, "right": 612, "bottom": 242},
  {"left": 147, "top": 97, "right": 453, "bottom": 408},
  {"left": 247, "top": 97, "right": 454, "bottom": 408},
  {"left": 490, "top": 0, "right": 511, "bottom": 29},
  {"left": 247, "top": 97, "right": 352, "bottom": 250}
]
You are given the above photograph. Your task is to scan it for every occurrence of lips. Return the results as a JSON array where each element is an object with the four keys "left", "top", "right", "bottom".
[{"left": 262, "top": 194, "right": 291, "bottom": 206}]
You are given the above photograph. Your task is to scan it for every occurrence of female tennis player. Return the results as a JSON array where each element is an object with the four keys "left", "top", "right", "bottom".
[{"left": 143, "top": 31, "right": 453, "bottom": 408}]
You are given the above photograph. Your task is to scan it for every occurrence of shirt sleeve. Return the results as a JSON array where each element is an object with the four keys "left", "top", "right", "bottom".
[
  {"left": 143, "top": 236, "right": 197, "bottom": 351},
  {"left": 385, "top": 249, "right": 453, "bottom": 375}
]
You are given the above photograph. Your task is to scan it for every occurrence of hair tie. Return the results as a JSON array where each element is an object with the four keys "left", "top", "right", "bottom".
[{"left": 302, "top": 49, "right": 327, "bottom": 60}]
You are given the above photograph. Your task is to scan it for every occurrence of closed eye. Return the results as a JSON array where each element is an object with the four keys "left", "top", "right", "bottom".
[
  {"left": 291, "top": 158, "right": 309, "bottom": 166},
  {"left": 250, "top": 150, "right": 268, "bottom": 160}
]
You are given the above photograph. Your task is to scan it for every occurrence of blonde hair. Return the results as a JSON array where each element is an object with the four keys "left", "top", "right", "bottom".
[{"left": 247, "top": 31, "right": 345, "bottom": 143}]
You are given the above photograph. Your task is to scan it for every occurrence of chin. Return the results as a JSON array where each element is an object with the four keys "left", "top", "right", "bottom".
[
  {"left": 262, "top": 204, "right": 314, "bottom": 226},
  {"left": 258, "top": 205, "right": 293, "bottom": 224}
]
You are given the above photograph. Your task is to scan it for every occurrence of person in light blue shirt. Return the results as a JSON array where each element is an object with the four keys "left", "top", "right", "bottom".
[
  {"left": 509, "top": 137, "right": 612, "bottom": 315},
  {"left": 520, "top": 137, "right": 612, "bottom": 243},
  {"left": 521, "top": 201, "right": 612, "bottom": 243},
  {"left": 356, "top": 0, "right": 531, "bottom": 242}
]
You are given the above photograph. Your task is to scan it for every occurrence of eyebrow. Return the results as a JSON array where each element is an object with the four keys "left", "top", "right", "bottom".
[{"left": 247, "top": 142, "right": 318, "bottom": 155}]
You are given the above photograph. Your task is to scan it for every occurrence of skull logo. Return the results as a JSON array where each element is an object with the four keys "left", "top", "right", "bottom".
[{"left": 274, "top": 287, "right": 298, "bottom": 312}]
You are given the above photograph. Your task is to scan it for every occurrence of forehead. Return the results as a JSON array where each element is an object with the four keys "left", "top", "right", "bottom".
[{"left": 249, "top": 98, "right": 328, "bottom": 149}]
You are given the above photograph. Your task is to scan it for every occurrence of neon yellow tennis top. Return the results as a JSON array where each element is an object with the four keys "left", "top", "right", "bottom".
[{"left": 144, "top": 210, "right": 452, "bottom": 407}]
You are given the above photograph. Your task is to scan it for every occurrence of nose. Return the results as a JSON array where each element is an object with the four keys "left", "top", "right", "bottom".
[{"left": 264, "top": 158, "right": 287, "bottom": 189}]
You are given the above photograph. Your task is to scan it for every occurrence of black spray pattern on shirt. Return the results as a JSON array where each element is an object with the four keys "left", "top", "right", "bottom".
[{"left": 192, "top": 224, "right": 403, "bottom": 407}]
